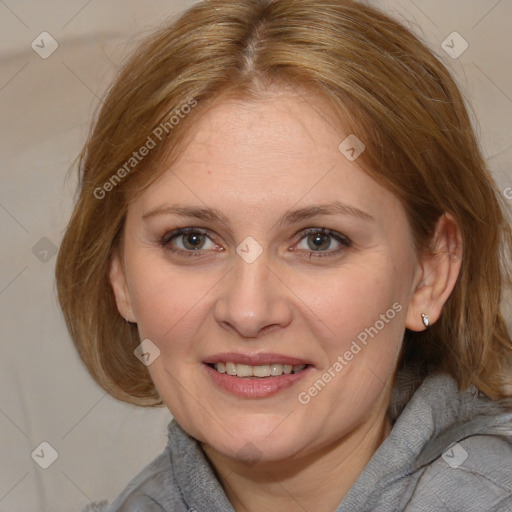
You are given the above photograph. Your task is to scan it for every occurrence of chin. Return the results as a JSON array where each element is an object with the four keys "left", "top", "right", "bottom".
[{"left": 199, "top": 417, "right": 318, "bottom": 464}]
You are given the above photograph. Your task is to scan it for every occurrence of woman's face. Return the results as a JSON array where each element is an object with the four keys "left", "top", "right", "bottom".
[{"left": 110, "top": 89, "right": 422, "bottom": 463}]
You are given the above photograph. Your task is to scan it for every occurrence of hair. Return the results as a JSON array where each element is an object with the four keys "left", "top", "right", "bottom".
[{"left": 55, "top": 0, "right": 512, "bottom": 406}]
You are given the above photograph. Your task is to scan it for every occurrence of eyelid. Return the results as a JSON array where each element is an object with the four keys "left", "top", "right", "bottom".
[
  {"left": 161, "top": 227, "right": 222, "bottom": 255},
  {"left": 160, "top": 226, "right": 351, "bottom": 258},
  {"left": 160, "top": 226, "right": 212, "bottom": 246},
  {"left": 295, "top": 227, "right": 351, "bottom": 245},
  {"left": 292, "top": 227, "right": 352, "bottom": 258}
]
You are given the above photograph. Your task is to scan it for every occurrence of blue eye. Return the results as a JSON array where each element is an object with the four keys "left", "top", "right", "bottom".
[
  {"left": 295, "top": 227, "right": 351, "bottom": 258},
  {"left": 161, "top": 227, "right": 219, "bottom": 257},
  {"left": 160, "top": 226, "right": 351, "bottom": 259}
]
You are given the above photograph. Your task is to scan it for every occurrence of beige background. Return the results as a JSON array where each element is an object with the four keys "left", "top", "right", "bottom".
[{"left": 0, "top": 1, "right": 511, "bottom": 511}]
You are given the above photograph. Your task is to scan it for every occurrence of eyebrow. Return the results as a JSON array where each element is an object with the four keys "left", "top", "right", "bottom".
[{"left": 142, "top": 201, "right": 374, "bottom": 225}]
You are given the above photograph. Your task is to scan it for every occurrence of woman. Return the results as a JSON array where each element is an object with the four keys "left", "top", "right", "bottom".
[{"left": 55, "top": 0, "right": 512, "bottom": 510}]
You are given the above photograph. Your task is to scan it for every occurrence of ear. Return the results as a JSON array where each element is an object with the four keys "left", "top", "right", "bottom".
[
  {"left": 405, "top": 213, "right": 463, "bottom": 331},
  {"left": 109, "top": 251, "right": 137, "bottom": 323}
]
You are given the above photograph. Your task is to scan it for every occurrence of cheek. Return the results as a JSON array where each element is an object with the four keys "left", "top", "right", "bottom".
[
  {"left": 126, "top": 256, "right": 213, "bottom": 352},
  {"left": 294, "top": 264, "right": 408, "bottom": 407},
  {"left": 295, "top": 266, "right": 406, "bottom": 411},
  {"left": 299, "top": 261, "right": 404, "bottom": 345}
]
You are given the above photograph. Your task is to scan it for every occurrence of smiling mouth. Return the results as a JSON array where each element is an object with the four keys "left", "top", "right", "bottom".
[{"left": 207, "top": 362, "right": 308, "bottom": 377}]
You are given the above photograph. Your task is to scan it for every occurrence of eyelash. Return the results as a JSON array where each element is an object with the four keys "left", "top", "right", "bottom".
[{"left": 160, "top": 227, "right": 352, "bottom": 259}]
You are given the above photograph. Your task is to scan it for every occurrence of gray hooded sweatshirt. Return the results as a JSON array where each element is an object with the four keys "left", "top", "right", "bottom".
[{"left": 82, "top": 367, "right": 512, "bottom": 511}]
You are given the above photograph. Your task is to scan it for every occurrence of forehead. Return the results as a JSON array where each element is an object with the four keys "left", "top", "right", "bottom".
[
  {"left": 180, "top": 90, "right": 344, "bottom": 166},
  {"left": 128, "top": 90, "right": 402, "bottom": 227}
]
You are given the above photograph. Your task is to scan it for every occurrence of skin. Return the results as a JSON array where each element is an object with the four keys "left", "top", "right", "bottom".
[{"left": 109, "top": 87, "right": 462, "bottom": 511}]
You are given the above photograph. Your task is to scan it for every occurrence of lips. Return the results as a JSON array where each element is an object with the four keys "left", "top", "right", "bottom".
[{"left": 202, "top": 352, "right": 313, "bottom": 398}]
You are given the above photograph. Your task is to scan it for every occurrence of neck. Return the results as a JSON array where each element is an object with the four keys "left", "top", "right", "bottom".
[{"left": 202, "top": 408, "right": 392, "bottom": 512}]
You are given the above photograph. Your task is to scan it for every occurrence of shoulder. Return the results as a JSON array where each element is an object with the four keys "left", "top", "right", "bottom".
[
  {"left": 81, "top": 447, "right": 189, "bottom": 512},
  {"left": 407, "top": 434, "right": 512, "bottom": 511},
  {"left": 80, "top": 501, "right": 109, "bottom": 512}
]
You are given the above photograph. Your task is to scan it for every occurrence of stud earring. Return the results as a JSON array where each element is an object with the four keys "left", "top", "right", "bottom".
[{"left": 421, "top": 313, "right": 430, "bottom": 329}]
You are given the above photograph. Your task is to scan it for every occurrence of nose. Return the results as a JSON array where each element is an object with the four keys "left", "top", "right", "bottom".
[{"left": 213, "top": 252, "right": 293, "bottom": 338}]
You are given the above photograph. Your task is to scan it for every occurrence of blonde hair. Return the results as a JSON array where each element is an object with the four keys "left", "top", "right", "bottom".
[{"left": 55, "top": 0, "right": 512, "bottom": 406}]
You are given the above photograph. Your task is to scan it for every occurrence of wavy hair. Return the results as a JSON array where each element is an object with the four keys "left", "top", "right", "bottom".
[{"left": 55, "top": 0, "right": 512, "bottom": 405}]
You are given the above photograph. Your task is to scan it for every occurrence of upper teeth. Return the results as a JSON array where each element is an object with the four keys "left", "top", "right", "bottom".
[{"left": 214, "top": 362, "right": 306, "bottom": 377}]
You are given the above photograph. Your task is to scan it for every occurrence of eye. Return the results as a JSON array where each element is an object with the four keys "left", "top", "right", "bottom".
[
  {"left": 161, "top": 227, "right": 221, "bottom": 256},
  {"left": 294, "top": 227, "right": 351, "bottom": 258},
  {"left": 160, "top": 226, "right": 351, "bottom": 259}
]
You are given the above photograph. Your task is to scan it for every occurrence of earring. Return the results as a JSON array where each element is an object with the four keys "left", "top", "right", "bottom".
[{"left": 421, "top": 313, "right": 430, "bottom": 329}]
